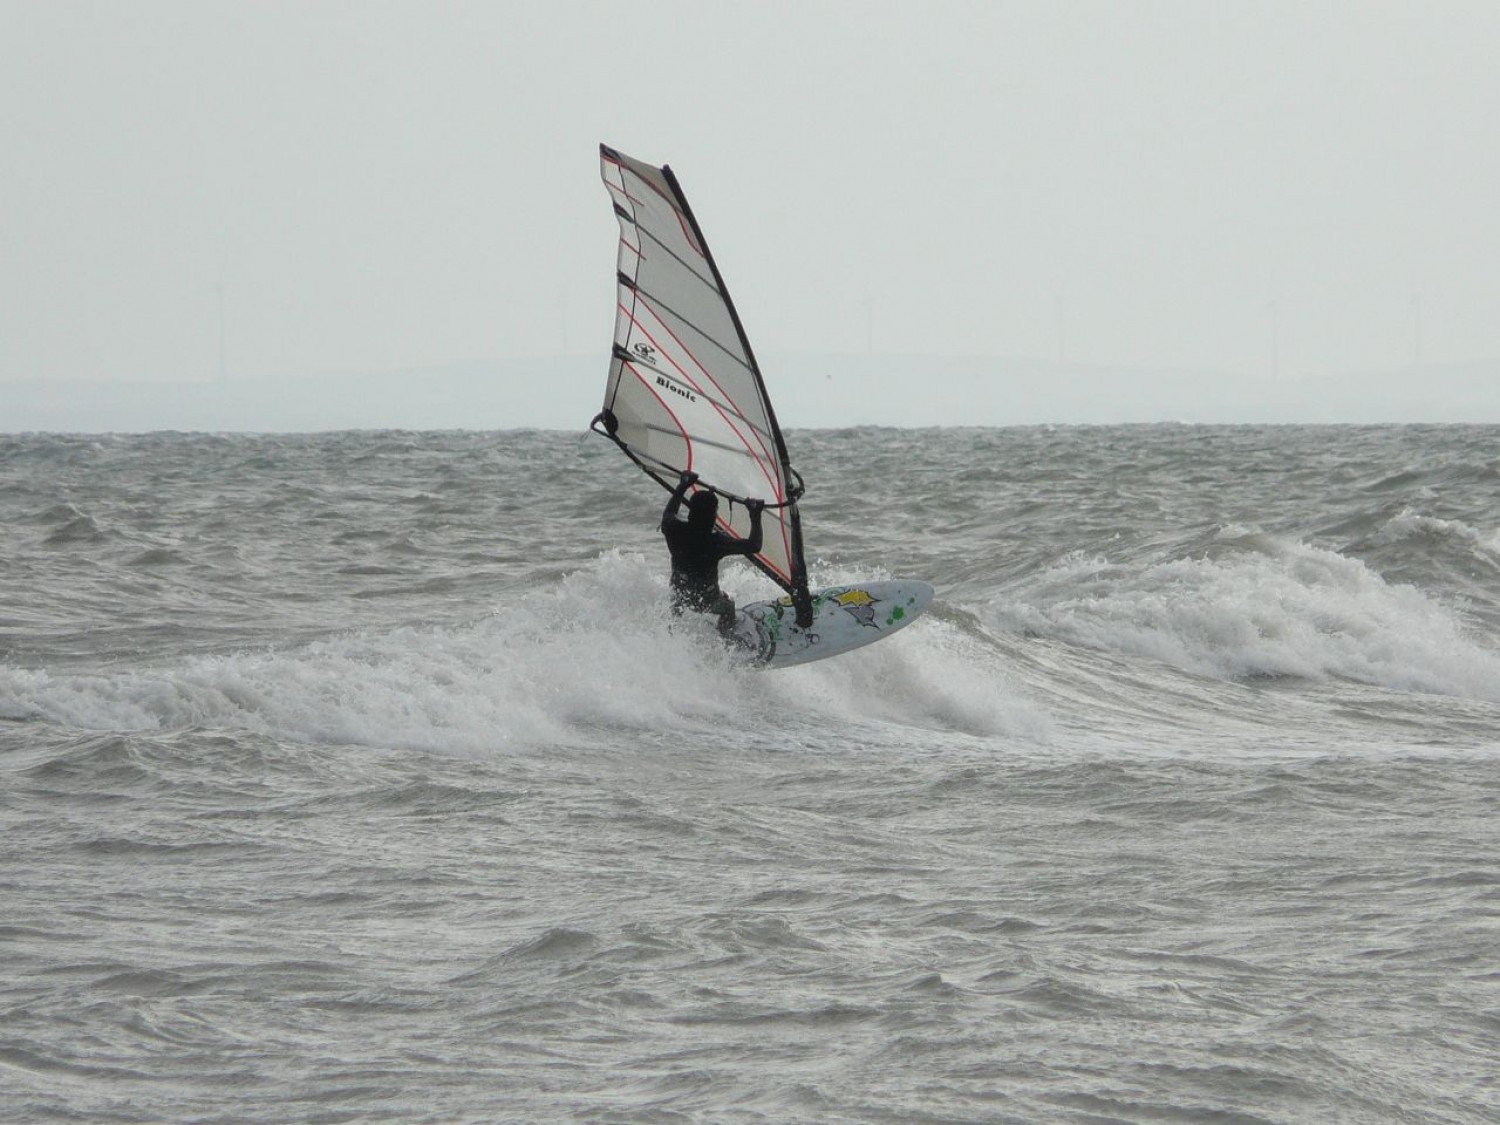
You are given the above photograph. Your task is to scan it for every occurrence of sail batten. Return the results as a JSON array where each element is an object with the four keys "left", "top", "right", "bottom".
[{"left": 594, "top": 144, "right": 811, "bottom": 619}]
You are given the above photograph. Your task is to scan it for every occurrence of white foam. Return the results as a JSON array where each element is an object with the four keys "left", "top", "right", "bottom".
[
  {"left": 1, "top": 551, "right": 1046, "bottom": 753},
  {"left": 990, "top": 535, "right": 1500, "bottom": 702}
]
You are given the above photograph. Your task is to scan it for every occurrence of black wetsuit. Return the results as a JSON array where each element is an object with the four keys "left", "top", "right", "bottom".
[{"left": 661, "top": 481, "right": 764, "bottom": 636}]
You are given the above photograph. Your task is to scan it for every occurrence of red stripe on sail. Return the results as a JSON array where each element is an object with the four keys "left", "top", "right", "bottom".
[{"left": 622, "top": 359, "right": 692, "bottom": 475}]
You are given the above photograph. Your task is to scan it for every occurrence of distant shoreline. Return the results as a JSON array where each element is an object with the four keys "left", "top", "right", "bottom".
[{"left": 6, "top": 354, "right": 1498, "bottom": 433}]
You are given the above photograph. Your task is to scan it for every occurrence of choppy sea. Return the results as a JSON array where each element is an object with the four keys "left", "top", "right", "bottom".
[{"left": 2, "top": 424, "right": 1498, "bottom": 1123}]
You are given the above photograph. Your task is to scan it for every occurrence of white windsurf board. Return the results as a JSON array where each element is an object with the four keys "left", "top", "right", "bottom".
[{"left": 730, "top": 580, "right": 934, "bottom": 669}]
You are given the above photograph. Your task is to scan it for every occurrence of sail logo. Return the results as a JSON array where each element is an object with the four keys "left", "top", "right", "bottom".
[
  {"left": 632, "top": 342, "right": 658, "bottom": 366},
  {"left": 656, "top": 375, "right": 698, "bottom": 404}
]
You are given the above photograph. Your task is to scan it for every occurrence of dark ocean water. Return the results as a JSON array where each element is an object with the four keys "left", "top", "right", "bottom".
[{"left": 2, "top": 425, "right": 1498, "bottom": 1123}]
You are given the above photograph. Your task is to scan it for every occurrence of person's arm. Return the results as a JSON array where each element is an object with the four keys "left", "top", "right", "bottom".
[
  {"left": 732, "top": 498, "right": 765, "bottom": 556},
  {"left": 662, "top": 471, "right": 697, "bottom": 525}
]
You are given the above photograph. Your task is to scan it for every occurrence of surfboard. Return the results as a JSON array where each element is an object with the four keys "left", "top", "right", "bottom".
[
  {"left": 590, "top": 144, "right": 933, "bottom": 666},
  {"left": 731, "top": 580, "right": 935, "bottom": 669}
]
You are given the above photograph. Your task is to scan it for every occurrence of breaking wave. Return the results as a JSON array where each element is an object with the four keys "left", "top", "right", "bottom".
[{"left": 990, "top": 531, "right": 1500, "bottom": 702}]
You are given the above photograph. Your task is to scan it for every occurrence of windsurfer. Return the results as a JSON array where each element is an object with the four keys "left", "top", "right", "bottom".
[{"left": 661, "top": 471, "right": 764, "bottom": 638}]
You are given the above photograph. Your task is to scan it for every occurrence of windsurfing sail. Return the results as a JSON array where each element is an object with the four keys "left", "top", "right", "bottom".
[{"left": 592, "top": 143, "right": 813, "bottom": 626}]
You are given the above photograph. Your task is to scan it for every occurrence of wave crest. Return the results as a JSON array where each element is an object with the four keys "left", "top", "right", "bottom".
[{"left": 992, "top": 537, "right": 1500, "bottom": 701}]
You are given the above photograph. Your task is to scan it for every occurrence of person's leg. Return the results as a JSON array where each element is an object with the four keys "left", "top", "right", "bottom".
[{"left": 714, "top": 593, "right": 736, "bottom": 639}]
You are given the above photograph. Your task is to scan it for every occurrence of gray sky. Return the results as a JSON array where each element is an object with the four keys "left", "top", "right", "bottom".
[{"left": 4, "top": 1, "right": 1499, "bottom": 423}]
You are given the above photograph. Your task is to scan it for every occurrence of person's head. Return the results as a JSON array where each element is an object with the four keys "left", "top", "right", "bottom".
[{"left": 687, "top": 489, "right": 718, "bottom": 532}]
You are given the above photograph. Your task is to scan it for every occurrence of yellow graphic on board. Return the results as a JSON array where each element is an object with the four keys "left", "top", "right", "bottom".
[{"left": 832, "top": 588, "right": 880, "bottom": 628}]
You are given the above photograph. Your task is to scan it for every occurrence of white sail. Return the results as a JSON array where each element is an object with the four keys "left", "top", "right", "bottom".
[{"left": 593, "top": 144, "right": 811, "bottom": 621}]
